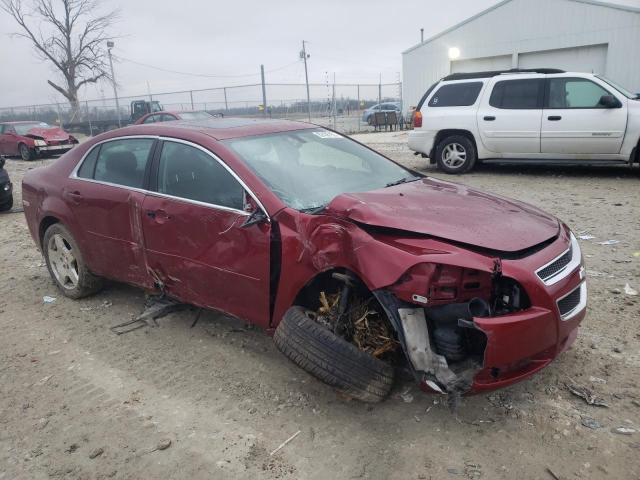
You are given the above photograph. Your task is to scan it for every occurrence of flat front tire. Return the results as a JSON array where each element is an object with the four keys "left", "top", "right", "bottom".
[
  {"left": 274, "top": 306, "right": 395, "bottom": 403},
  {"left": 43, "top": 223, "right": 103, "bottom": 299},
  {"left": 435, "top": 135, "right": 476, "bottom": 174}
]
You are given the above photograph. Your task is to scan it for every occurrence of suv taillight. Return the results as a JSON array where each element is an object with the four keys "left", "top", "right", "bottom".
[{"left": 414, "top": 110, "right": 422, "bottom": 128}]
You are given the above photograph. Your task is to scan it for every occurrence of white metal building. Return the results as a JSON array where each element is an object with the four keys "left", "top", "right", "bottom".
[{"left": 402, "top": 0, "right": 640, "bottom": 110}]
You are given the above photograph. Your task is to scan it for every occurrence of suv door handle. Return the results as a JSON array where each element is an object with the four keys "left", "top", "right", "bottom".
[
  {"left": 483, "top": 116, "right": 496, "bottom": 121},
  {"left": 548, "top": 115, "right": 562, "bottom": 121}
]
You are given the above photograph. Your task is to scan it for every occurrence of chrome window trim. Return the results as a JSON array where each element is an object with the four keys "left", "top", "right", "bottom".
[
  {"left": 535, "top": 232, "right": 582, "bottom": 286},
  {"left": 557, "top": 281, "right": 587, "bottom": 321},
  {"left": 68, "top": 135, "right": 269, "bottom": 220}
]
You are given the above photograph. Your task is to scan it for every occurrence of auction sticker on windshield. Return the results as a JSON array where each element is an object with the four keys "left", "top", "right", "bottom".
[{"left": 313, "top": 131, "right": 342, "bottom": 139}]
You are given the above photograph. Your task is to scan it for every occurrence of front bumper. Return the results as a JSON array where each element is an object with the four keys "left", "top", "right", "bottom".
[
  {"left": 0, "top": 181, "right": 12, "bottom": 202},
  {"left": 35, "top": 144, "right": 76, "bottom": 154}
]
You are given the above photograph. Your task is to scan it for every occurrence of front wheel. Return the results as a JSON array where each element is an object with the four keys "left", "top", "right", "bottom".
[
  {"left": 43, "top": 223, "right": 103, "bottom": 299},
  {"left": 435, "top": 135, "right": 476, "bottom": 174},
  {"left": 274, "top": 306, "right": 395, "bottom": 403},
  {"left": 19, "top": 143, "right": 35, "bottom": 161}
]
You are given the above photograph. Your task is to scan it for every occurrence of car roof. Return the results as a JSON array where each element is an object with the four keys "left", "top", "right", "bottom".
[{"left": 120, "top": 117, "right": 316, "bottom": 141}]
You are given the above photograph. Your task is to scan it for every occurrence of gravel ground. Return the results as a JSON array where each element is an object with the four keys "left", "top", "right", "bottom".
[{"left": 1, "top": 132, "right": 639, "bottom": 480}]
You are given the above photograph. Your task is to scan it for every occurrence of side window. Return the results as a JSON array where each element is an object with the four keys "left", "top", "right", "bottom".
[
  {"left": 93, "top": 138, "right": 154, "bottom": 188},
  {"left": 547, "top": 78, "right": 611, "bottom": 109},
  {"left": 142, "top": 115, "right": 156, "bottom": 124},
  {"left": 489, "top": 79, "right": 544, "bottom": 109},
  {"left": 157, "top": 141, "right": 244, "bottom": 210},
  {"left": 0, "top": 125, "right": 5, "bottom": 134},
  {"left": 77, "top": 146, "right": 100, "bottom": 179},
  {"left": 160, "top": 114, "right": 177, "bottom": 122},
  {"left": 428, "top": 82, "right": 483, "bottom": 107}
]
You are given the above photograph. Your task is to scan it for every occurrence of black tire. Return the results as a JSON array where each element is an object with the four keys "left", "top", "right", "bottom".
[
  {"left": 0, "top": 195, "right": 13, "bottom": 212},
  {"left": 42, "top": 223, "right": 103, "bottom": 299},
  {"left": 274, "top": 306, "right": 395, "bottom": 403},
  {"left": 19, "top": 143, "right": 35, "bottom": 161},
  {"left": 435, "top": 134, "right": 476, "bottom": 174}
]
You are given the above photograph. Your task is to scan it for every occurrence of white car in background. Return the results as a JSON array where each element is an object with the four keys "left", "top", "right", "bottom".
[{"left": 408, "top": 69, "right": 640, "bottom": 173}]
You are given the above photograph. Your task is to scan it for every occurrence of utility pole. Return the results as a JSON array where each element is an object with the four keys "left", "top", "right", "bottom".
[
  {"left": 301, "top": 40, "right": 311, "bottom": 122},
  {"left": 378, "top": 73, "right": 382, "bottom": 106},
  {"left": 106, "top": 41, "right": 121, "bottom": 127},
  {"left": 260, "top": 64, "right": 267, "bottom": 118}
]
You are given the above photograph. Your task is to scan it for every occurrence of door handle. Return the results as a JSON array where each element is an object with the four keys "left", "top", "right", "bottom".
[
  {"left": 548, "top": 115, "right": 562, "bottom": 121},
  {"left": 146, "top": 209, "right": 171, "bottom": 222},
  {"left": 483, "top": 116, "right": 496, "bottom": 121}
]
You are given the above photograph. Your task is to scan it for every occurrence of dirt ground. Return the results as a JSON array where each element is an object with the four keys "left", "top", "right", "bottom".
[{"left": 1, "top": 131, "right": 639, "bottom": 480}]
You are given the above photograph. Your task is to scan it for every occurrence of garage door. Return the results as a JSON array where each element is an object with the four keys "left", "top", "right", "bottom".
[
  {"left": 518, "top": 44, "right": 607, "bottom": 74},
  {"left": 450, "top": 54, "right": 512, "bottom": 73}
]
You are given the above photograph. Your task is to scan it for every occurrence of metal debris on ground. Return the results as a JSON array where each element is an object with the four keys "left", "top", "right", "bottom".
[
  {"left": 110, "top": 295, "right": 189, "bottom": 335},
  {"left": 314, "top": 291, "right": 398, "bottom": 357},
  {"left": 270, "top": 430, "right": 301, "bottom": 456},
  {"left": 566, "top": 383, "right": 609, "bottom": 407},
  {"left": 581, "top": 417, "right": 603, "bottom": 429}
]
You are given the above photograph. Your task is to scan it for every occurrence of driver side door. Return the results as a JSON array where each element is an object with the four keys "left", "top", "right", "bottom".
[
  {"left": 541, "top": 77, "right": 627, "bottom": 154},
  {"left": 141, "top": 139, "right": 272, "bottom": 327}
]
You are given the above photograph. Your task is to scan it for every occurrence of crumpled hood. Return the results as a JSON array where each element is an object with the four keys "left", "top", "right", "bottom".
[
  {"left": 325, "top": 178, "right": 560, "bottom": 253},
  {"left": 25, "top": 127, "right": 70, "bottom": 141}
]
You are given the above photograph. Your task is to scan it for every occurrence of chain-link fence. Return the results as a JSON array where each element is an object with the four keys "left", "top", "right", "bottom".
[{"left": 0, "top": 82, "right": 404, "bottom": 135}]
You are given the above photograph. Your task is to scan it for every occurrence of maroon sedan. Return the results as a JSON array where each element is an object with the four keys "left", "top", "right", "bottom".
[
  {"left": 22, "top": 118, "right": 586, "bottom": 402},
  {"left": 134, "top": 110, "right": 220, "bottom": 125},
  {"left": 0, "top": 121, "right": 79, "bottom": 160}
]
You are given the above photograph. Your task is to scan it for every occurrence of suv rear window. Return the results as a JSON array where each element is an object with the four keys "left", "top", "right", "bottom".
[
  {"left": 489, "top": 79, "right": 544, "bottom": 109},
  {"left": 428, "top": 82, "right": 483, "bottom": 107}
]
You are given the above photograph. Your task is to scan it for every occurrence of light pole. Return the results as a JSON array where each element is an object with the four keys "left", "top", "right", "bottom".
[
  {"left": 107, "top": 41, "right": 121, "bottom": 127},
  {"left": 300, "top": 41, "right": 311, "bottom": 122}
]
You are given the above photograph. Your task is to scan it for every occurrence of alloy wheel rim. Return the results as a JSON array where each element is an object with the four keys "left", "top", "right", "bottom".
[
  {"left": 20, "top": 145, "right": 29, "bottom": 160},
  {"left": 442, "top": 143, "right": 467, "bottom": 169},
  {"left": 47, "top": 233, "right": 79, "bottom": 289}
]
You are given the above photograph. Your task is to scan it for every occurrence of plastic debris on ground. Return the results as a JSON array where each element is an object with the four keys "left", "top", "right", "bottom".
[
  {"left": 597, "top": 240, "right": 620, "bottom": 246},
  {"left": 624, "top": 283, "right": 638, "bottom": 296},
  {"left": 612, "top": 427, "right": 636, "bottom": 435},
  {"left": 43, "top": 296, "right": 56, "bottom": 304},
  {"left": 578, "top": 234, "right": 596, "bottom": 240}
]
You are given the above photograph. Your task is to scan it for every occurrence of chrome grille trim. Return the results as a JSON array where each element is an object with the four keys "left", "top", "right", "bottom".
[
  {"left": 536, "top": 233, "right": 582, "bottom": 286},
  {"left": 557, "top": 282, "right": 587, "bottom": 321}
]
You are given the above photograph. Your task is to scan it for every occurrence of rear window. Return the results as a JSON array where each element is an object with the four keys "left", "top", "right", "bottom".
[
  {"left": 428, "top": 82, "right": 483, "bottom": 107},
  {"left": 489, "top": 79, "right": 544, "bottom": 109}
]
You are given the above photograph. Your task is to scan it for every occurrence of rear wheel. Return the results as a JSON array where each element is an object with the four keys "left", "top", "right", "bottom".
[
  {"left": 19, "top": 143, "right": 35, "bottom": 161},
  {"left": 274, "top": 306, "right": 395, "bottom": 403},
  {"left": 43, "top": 223, "right": 103, "bottom": 299},
  {"left": 435, "top": 134, "right": 476, "bottom": 174}
]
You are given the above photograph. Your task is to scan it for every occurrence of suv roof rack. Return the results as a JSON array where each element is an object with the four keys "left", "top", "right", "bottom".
[{"left": 442, "top": 68, "right": 565, "bottom": 81}]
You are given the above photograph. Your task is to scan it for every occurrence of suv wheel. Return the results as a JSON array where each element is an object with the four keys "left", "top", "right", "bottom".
[
  {"left": 43, "top": 223, "right": 103, "bottom": 299},
  {"left": 435, "top": 135, "right": 476, "bottom": 174}
]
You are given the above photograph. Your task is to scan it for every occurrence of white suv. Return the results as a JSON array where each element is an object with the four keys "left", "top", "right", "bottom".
[{"left": 408, "top": 69, "right": 640, "bottom": 173}]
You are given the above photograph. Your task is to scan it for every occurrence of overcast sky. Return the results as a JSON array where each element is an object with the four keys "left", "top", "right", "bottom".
[{"left": 1, "top": 0, "right": 639, "bottom": 108}]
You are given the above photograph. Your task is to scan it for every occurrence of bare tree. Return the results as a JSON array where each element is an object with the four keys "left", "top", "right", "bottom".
[{"left": 1, "top": 0, "right": 118, "bottom": 118}]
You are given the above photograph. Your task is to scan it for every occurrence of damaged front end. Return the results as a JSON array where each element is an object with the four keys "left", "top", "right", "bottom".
[{"left": 373, "top": 261, "right": 532, "bottom": 399}]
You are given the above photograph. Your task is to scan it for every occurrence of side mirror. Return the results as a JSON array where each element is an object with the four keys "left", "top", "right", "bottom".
[
  {"left": 0, "top": 156, "right": 5, "bottom": 169},
  {"left": 242, "top": 208, "right": 268, "bottom": 228},
  {"left": 598, "top": 95, "right": 620, "bottom": 108}
]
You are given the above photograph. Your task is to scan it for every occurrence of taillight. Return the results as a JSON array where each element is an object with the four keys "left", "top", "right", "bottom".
[{"left": 414, "top": 110, "right": 422, "bottom": 128}]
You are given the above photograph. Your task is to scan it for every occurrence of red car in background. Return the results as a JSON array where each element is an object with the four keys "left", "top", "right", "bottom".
[
  {"left": 0, "top": 121, "right": 79, "bottom": 160},
  {"left": 134, "top": 110, "right": 221, "bottom": 125},
  {"left": 21, "top": 118, "right": 586, "bottom": 403}
]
